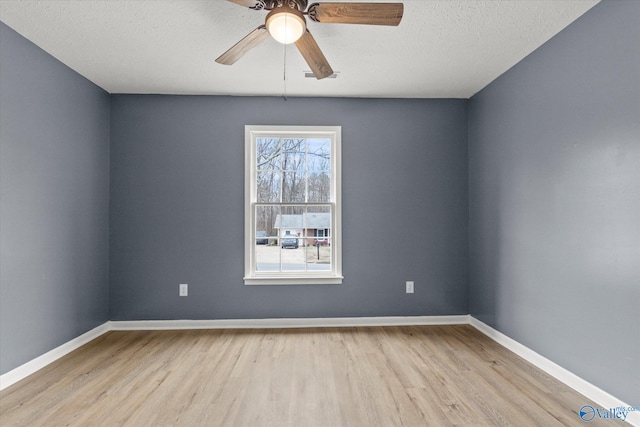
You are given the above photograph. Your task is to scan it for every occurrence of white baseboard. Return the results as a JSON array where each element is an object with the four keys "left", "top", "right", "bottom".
[
  {"left": 468, "top": 317, "right": 639, "bottom": 426},
  {"left": 108, "top": 315, "right": 469, "bottom": 331},
  {"left": 0, "top": 322, "right": 110, "bottom": 391}
]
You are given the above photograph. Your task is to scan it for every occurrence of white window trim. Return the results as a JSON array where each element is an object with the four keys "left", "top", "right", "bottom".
[{"left": 244, "top": 125, "right": 342, "bottom": 285}]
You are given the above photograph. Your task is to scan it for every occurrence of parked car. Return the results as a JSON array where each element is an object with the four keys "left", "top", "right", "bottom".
[
  {"left": 256, "top": 231, "right": 268, "bottom": 245},
  {"left": 281, "top": 233, "right": 299, "bottom": 249}
]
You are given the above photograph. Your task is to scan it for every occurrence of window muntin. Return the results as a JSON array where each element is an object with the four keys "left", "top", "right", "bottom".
[{"left": 245, "top": 126, "right": 342, "bottom": 285}]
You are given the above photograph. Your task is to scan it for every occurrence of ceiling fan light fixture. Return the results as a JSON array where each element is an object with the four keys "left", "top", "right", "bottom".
[{"left": 266, "top": 6, "right": 306, "bottom": 44}]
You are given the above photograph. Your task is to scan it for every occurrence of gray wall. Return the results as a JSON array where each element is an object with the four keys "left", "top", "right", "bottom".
[
  {"left": 0, "top": 23, "right": 110, "bottom": 374},
  {"left": 109, "top": 96, "right": 469, "bottom": 320},
  {"left": 468, "top": 0, "right": 639, "bottom": 404}
]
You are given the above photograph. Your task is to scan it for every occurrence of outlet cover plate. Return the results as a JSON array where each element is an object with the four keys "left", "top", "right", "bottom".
[{"left": 406, "top": 281, "right": 414, "bottom": 294}]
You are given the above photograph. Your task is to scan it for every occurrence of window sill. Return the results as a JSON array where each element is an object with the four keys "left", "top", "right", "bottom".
[{"left": 244, "top": 275, "right": 343, "bottom": 286}]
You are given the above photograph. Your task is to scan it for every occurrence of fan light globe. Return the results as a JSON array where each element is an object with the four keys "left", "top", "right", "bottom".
[{"left": 266, "top": 7, "right": 306, "bottom": 44}]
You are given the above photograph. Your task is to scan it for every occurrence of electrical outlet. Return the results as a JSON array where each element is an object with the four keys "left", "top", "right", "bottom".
[
  {"left": 406, "top": 281, "right": 414, "bottom": 294},
  {"left": 179, "top": 283, "right": 188, "bottom": 296}
]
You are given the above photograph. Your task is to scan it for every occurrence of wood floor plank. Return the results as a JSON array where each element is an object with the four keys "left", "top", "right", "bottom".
[{"left": 0, "top": 326, "right": 598, "bottom": 426}]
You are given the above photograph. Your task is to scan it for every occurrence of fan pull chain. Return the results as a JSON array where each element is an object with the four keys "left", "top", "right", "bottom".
[
  {"left": 283, "top": 42, "right": 288, "bottom": 100},
  {"left": 282, "top": 14, "right": 288, "bottom": 101}
]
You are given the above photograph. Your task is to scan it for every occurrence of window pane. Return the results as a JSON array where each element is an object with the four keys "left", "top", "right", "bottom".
[
  {"left": 281, "top": 138, "right": 306, "bottom": 171},
  {"left": 255, "top": 205, "right": 280, "bottom": 271},
  {"left": 304, "top": 206, "right": 332, "bottom": 271},
  {"left": 307, "top": 171, "right": 330, "bottom": 202},
  {"left": 256, "top": 138, "right": 281, "bottom": 170},
  {"left": 255, "top": 205, "right": 279, "bottom": 236},
  {"left": 307, "top": 138, "right": 331, "bottom": 171},
  {"left": 257, "top": 170, "right": 281, "bottom": 202},
  {"left": 279, "top": 205, "right": 305, "bottom": 271},
  {"left": 281, "top": 171, "right": 306, "bottom": 203}
]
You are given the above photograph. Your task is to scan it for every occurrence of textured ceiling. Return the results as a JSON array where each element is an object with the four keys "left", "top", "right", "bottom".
[{"left": 0, "top": 0, "right": 599, "bottom": 98}]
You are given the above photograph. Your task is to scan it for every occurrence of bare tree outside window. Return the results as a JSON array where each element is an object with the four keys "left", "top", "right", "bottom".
[
  {"left": 256, "top": 137, "right": 331, "bottom": 237},
  {"left": 254, "top": 137, "right": 332, "bottom": 272}
]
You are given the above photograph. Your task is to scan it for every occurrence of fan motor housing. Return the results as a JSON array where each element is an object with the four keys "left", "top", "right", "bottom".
[{"left": 260, "top": 0, "right": 308, "bottom": 11}]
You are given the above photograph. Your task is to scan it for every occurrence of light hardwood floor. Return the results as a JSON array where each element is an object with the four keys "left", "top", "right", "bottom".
[{"left": 1, "top": 325, "right": 596, "bottom": 426}]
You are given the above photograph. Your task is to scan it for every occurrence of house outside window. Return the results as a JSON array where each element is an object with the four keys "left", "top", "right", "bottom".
[{"left": 244, "top": 126, "right": 342, "bottom": 285}]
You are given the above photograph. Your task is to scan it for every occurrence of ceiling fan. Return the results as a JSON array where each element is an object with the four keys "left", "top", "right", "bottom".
[{"left": 215, "top": 0, "right": 404, "bottom": 80}]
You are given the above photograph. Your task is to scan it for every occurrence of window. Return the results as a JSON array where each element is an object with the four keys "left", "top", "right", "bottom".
[{"left": 245, "top": 126, "right": 342, "bottom": 285}]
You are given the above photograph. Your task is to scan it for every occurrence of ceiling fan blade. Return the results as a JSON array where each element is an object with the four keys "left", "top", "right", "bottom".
[
  {"left": 308, "top": 2, "right": 403, "bottom": 26},
  {"left": 226, "top": 0, "right": 265, "bottom": 8},
  {"left": 215, "top": 25, "right": 269, "bottom": 65},
  {"left": 295, "top": 30, "right": 334, "bottom": 80}
]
